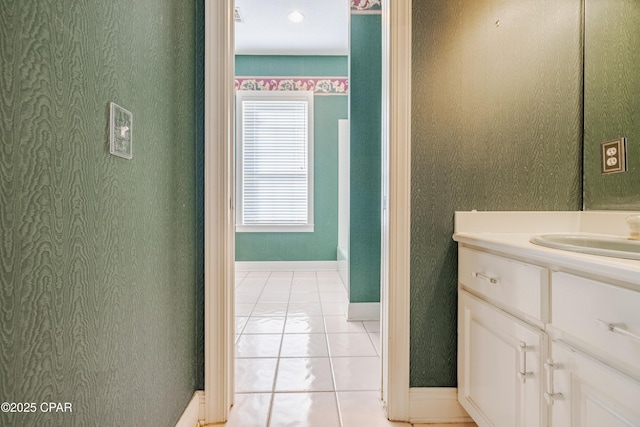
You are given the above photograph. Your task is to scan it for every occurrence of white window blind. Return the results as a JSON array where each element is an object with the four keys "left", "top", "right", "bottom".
[{"left": 236, "top": 91, "right": 314, "bottom": 232}]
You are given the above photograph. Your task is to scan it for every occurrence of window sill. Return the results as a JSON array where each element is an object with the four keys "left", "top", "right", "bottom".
[{"left": 236, "top": 225, "right": 314, "bottom": 233}]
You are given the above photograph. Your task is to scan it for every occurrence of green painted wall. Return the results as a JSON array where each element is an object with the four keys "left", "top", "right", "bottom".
[
  {"left": 411, "top": 0, "right": 583, "bottom": 387},
  {"left": 584, "top": 0, "right": 640, "bottom": 210},
  {"left": 235, "top": 56, "right": 348, "bottom": 261},
  {"left": 349, "top": 14, "right": 382, "bottom": 303},
  {"left": 0, "top": 0, "right": 198, "bottom": 425}
]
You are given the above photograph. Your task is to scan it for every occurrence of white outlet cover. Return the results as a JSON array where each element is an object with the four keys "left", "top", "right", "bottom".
[
  {"left": 109, "top": 102, "right": 133, "bottom": 159},
  {"left": 601, "top": 138, "right": 626, "bottom": 174}
]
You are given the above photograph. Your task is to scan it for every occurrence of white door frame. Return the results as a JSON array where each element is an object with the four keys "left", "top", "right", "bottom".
[
  {"left": 381, "top": 0, "right": 412, "bottom": 421},
  {"left": 203, "top": 0, "right": 412, "bottom": 423}
]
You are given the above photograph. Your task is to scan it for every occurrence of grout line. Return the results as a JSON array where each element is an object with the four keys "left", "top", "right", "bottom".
[
  {"left": 365, "top": 329, "right": 381, "bottom": 357},
  {"left": 317, "top": 270, "right": 344, "bottom": 427},
  {"left": 265, "top": 270, "right": 293, "bottom": 427}
]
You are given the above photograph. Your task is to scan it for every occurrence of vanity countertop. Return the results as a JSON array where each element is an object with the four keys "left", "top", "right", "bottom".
[{"left": 453, "top": 211, "right": 640, "bottom": 289}]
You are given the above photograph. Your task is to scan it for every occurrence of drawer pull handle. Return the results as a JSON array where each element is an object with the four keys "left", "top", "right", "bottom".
[
  {"left": 544, "top": 392, "right": 564, "bottom": 405},
  {"left": 518, "top": 341, "right": 533, "bottom": 383},
  {"left": 544, "top": 359, "right": 563, "bottom": 406},
  {"left": 596, "top": 319, "right": 640, "bottom": 343},
  {"left": 473, "top": 272, "right": 499, "bottom": 284}
]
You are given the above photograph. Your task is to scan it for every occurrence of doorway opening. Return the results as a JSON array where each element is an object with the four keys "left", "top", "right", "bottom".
[
  {"left": 203, "top": 1, "right": 412, "bottom": 424},
  {"left": 233, "top": 2, "right": 382, "bottom": 423}
]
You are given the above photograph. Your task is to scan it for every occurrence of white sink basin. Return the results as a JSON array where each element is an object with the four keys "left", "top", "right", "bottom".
[{"left": 530, "top": 233, "right": 640, "bottom": 260}]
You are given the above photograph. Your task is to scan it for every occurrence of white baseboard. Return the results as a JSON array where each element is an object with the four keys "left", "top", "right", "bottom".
[
  {"left": 175, "top": 390, "right": 204, "bottom": 427},
  {"left": 235, "top": 261, "right": 338, "bottom": 271},
  {"left": 347, "top": 302, "right": 380, "bottom": 321},
  {"left": 409, "top": 388, "right": 473, "bottom": 424}
]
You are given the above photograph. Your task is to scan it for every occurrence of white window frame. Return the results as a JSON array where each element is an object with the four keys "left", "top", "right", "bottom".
[{"left": 235, "top": 90, "right": 314, "bottom": 233}]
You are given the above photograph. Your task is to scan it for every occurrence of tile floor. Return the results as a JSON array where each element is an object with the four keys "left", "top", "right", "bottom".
[
  {"left": 225, "top": 269, "right": 408, "bottom": 427},
  {"left": 226, "top": 269, "right": 477, "bottom": 427}
]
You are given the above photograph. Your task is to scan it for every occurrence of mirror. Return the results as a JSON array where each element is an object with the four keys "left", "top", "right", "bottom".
[{"left": 584, "top": 0, "right": 640, "bottom": 210}]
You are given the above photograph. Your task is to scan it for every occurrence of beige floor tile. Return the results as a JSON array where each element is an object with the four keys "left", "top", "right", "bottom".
[
  {"left": 243, "top": 316, "right": 286, "bottom": 334},
  {"left": 363, "top": 321, "right": 381, "bottom": 333},
  {"left": 321, "top": 302, "right": 347, "bottom": 316},
  {"left": 318, "top": 283, "right": 347, "bottom": 293},
  {"left": 289, "top": 292, "right": 321, "bottom": 303},
  {"left": 236, "top": 291, "right": 260, "bottom": 304},
  {"left": 324, "top": 316, "right": 367, "bottom": 333},
  {"left": 331, "top": 357, "right": 381, "bottom": 391},
  {"left": 258, "top": 291, "right": 290, "bottom": 303},
  {"left": 270, "top": 392, "right": 340, "bottom": 427},
  {"left": 235, "top": 358, "right": 277, "bottom": 393},
  {"left": 370, "top": 332, "right": 381, "bottom": 356},
  {"left": 337, "top": 391, "right": 410, "bottom": 427},
  {"left": 235, "top": 316, "right": 249, "bottom": 334},
  {"left": 235, "top": 334, "right": 282, "bottom": 358},
  {"left": 251, "top": 303, "right": 288, "bottom": 317},
  {"left": 284, "top": 316, "right": 326, "bottom": 334},
  {"left": 223, "top": 393, "right": 271, "bottom": 427},
  {"left": 319, "top": 291, "right": 348, "bottom": 303},
  {"left": 280, "top": 333, "right": 329, "bottom": 357},
  {"left": 327, "top": 333, "right": 378, "bottom": 357},
  {"left": 287, "top": 302, "right": 323, "bottom": 316},
  {"left": 275, "top": 358, "right": 334, "bottom": 392},
  {"left": 235, "top": 303, "right": 255, "bottom": 317}
]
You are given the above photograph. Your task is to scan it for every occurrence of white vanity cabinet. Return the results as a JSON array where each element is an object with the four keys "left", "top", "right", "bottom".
[
  {"left": 457, "top": 247, "right": 548, "bottom": 427},
  {"left": 547, "top": 272, "right": 640, "bottom": 427},
  {"left": 457, "top": 243, "right": 640, "bottom": 427}
]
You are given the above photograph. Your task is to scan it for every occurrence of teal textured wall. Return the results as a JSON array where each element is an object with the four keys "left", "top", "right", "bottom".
[
  {"left": 411, "top": 0, "right": 583, "bottom": 386},
  {"left": 584, "top": 0, "right": 640, "bottom": 210},
  {"left": 235, "top": 56, "right": 348, "bottom": 261},
  {"left": 236, "top": 55, "right": 348, "bottom": 77},
  {"left": 349, "top": 14, "right": 382, "bottom": 303},
  {"left": 0, "top": 0, "right": 198, "bottom": 425}
]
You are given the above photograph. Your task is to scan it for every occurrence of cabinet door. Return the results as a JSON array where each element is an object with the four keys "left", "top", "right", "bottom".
[
  {"left": 458, "top": 291, "right": 546, "bottom": 427},
  {"left": 548, "top": 341, "right": 640, "bottom": 427}
]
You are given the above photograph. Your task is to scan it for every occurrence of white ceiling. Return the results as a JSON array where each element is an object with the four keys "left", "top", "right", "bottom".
[{"left": 234, "top": 0, "right": 349, "bottom": 56}]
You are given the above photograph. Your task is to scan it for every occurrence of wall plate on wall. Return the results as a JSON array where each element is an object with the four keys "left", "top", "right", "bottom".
[
  {"left": 109, "top": 102, "right": 133, "bottom": 159},
  {"left": 601, "top": 137, "right": 626, "bottom": 174}
]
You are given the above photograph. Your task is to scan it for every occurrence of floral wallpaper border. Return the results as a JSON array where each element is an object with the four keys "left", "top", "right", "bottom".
[
  {"left": 351, "top": 0, "right": 381, "bottom": 11},
  {"left": 235, "top": 77, "right": 349, "bottom": 95}
]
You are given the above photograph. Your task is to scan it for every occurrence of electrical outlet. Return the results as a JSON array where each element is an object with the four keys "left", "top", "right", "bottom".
[{"left": 601, "top": 138, "right": 626, "bottom": 174}]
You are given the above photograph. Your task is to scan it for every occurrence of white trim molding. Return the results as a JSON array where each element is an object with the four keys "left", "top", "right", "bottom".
[
  {"left": 204, "top": 0, "right": 235, "bottom": 423},
  {"left": 409, "top": 388, "right": 473, "bottom": 424},
  {"left": 235, "top": 261, "right": 338, "bottom": 272},
  {"left": 382, "top": 0, "right": 412, "bottom": 422},
  {"left": 347, "top": 302, "right": 380, "bottom": 321},
  {"left": 174, "top": 391, "right": 205, "bottom": 427}
]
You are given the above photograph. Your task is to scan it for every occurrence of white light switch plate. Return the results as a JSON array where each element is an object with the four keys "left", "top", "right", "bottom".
[{"left": 109, "top": 102, "right": 133, "bottom": 159}]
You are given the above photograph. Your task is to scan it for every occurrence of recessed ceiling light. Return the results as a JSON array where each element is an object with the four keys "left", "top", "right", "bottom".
[{"left": 288, "top": 10, "right": 305, "bottom": 23}]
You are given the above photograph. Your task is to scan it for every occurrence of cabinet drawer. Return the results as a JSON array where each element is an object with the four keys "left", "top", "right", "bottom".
[
  {"left": 552, "top": 272, "right": 640, "bottom": 378},
  {"left": 459, "top": 247, "right": 547, "bottom": 322}
]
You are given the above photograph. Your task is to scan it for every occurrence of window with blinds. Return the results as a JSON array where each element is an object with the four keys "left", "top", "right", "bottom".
[{"left": 235, "top": 91, "right": 314, "bottom": 232}]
